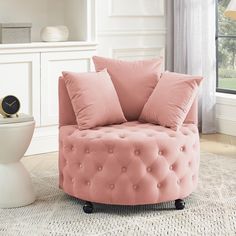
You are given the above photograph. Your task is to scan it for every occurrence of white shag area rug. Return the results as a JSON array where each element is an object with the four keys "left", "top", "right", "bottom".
[{"left": 0, "top": 152, "right": 235, "bottom": 236}]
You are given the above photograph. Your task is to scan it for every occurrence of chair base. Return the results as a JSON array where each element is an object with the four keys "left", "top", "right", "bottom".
[
  {"left": 175, "top": 199, "right": 185, "bottom": 210},
  {"left": 82, "top": 199, "right": 185, "bottom": 213},
  {"left": 83, "top": 201, "right": 94, "bottom": 214}
]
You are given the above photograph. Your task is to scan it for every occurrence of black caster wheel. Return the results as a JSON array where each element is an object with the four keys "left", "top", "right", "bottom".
[
  {"left": 175, "top": 199, "right": 185, "bottom": 210},
  {"left": 83, "top": 201, "right": 94, "bottom": 214}
]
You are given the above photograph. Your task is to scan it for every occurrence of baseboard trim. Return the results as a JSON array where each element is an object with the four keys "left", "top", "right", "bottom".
[
  {"left": 216, "top": 117, "right": 236, "bottom": 136},
  {"left": 216, "top": 93, "right": 236, "bottom": 136}
]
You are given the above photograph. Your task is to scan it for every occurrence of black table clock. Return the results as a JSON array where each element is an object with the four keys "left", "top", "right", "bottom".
[{"left": 0, "top": 95, "right": 20, "bottom": 117}]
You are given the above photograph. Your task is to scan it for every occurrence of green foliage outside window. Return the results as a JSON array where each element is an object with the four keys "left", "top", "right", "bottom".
[{"left": 217, "top": 0, "right": 236, "bottom": 91}]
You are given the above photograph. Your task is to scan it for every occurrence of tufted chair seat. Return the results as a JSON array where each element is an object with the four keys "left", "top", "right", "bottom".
[
  {"left": 59, "top": 121, "right": 199, "bottom": 206},
  {"left": 58, "top": 78, "right": 200, "bottom": 213}
]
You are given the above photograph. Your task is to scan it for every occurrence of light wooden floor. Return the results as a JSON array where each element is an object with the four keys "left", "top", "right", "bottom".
[{"left": 200, "top": 133, "right": 236, "bottom": 157}]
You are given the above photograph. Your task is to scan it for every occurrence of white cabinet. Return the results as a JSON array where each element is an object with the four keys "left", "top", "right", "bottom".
[
  {"left": 0, "top": 53, "right": 40, "bottom": 125},
  {"left": 0, "top": 42, "right": 97, "bottom": 155}
]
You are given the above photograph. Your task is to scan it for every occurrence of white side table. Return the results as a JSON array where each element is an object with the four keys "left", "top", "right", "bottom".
[{"left": 0, "top": 115, "right": 35, "bottom": 208}]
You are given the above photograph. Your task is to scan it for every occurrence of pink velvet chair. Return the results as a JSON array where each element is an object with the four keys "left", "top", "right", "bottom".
[{"left": 58, "top": 78, "right": 200, "bottom": 213}]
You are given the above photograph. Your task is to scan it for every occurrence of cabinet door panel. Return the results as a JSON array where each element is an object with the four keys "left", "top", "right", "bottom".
[
  {"left": 0, "top": 54, "right": 40, "bottom": 125},
  {"left": 41, "top": 51, "right": 94, "bottom": 126}
]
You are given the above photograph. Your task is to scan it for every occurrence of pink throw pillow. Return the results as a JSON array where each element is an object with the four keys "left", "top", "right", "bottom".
[
  {"left": 62, "top": 69, "right": 126, "bottom": 130},
  {"left": 139, "top": 72, "right": 203, "bottom": 131},
  {"left": 93, "top": 56, "right": 163, "bottom": 121}
]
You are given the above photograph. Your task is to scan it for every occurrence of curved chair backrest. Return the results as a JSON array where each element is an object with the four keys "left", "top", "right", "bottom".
[
  {"left": 58, "top": 77, "right": 76, "bottom": 127},
  {"left": 58, "top": 77, "right": 198, "bottom": 127}
]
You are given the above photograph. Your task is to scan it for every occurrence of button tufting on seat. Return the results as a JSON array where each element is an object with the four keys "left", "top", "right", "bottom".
[
  {"left": 134, "top": 150, "right": 140, "bottom": 155},
  {"left": 59, "top": 121, "right": 200, "bottom": 206},
  {"left": 108, "top": 148, "right": 113, "bottom": 153},
  {"left": 133, "top": 184, "right": 138, "bottom": 190},
  {"left": 110, "top": 184, "right": 115, "bottom": 190}
]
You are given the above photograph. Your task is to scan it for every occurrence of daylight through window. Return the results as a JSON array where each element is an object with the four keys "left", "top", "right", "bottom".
[{"left": 216, "top": 0, "right": 236, "bottom": 94}]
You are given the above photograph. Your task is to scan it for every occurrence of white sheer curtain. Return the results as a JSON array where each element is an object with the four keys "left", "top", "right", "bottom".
[{"left": 166, "top": 0, "right": 216, "bottom": 133}]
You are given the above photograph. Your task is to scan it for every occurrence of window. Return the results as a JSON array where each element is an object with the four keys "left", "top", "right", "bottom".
[{"left": 216, "top": 0, "right": 236, "bottom": 94}]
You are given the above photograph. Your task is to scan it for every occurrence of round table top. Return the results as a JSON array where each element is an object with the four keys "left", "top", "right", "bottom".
[{"left": 0, "top": 113, "right": 34, "bottom": 124}]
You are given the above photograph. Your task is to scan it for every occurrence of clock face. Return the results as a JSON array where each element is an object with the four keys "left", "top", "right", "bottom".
[{"left": 2, "top": 95, "right": 20, "bottom": 115}]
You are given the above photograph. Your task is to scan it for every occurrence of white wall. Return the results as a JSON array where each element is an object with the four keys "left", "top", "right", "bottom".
[{"left": 96, "top": 0, "right": 166, "bottom": 61}]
